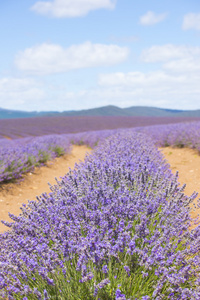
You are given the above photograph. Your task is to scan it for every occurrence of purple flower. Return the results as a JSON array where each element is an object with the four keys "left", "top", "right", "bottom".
[
  {"left": 93, "top": 287, "right": 98, "bottom": 297},
  {"left": 141, "top": 271, "right": 148, "bottom": 278},
  {"left": 46, "top": 277, "right": 54, "bottom": 285},
  {"left": 124, "top": 265, "right": 130, "bottom": 276},
  {"left": 97, "top": 278, "right": 110, "bottom": 289},
  {"left": 33, "top": 288, "right": 42, "bottom": 300},
  {"left": 102, "top": 264, "right": 108, "bottom": 274},
  {"left": 43, "top": 289, "right": 49, "bottom": 300},
  {"left": 80, "top": 272, "right": 94, "bottom": 283},
  {"left": 115, "top": 288, "right": 126, "bottom": 300}
]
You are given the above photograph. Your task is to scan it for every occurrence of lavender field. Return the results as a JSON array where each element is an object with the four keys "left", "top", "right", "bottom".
[
  {"left": 2, "top": 120, "right": 200, "bottom": 184},
  {"left": 1, "top": 122, "right": 200, "bottom": 299},
  {"left": 0, "top": 115, "right": 199, "bottom": 139}
]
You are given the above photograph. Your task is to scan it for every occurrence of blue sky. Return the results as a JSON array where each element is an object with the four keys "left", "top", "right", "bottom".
[{"left": 0, "top": 0, "right": 200, "bottom": 111}]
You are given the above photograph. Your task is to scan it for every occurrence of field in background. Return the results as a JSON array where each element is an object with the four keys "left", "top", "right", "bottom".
[{"left": 1, "top": 115, "right": 200, "bottom": 139}]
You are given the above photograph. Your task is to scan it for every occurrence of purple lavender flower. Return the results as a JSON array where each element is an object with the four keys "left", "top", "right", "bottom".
[
  {"left": 102, "top": 264, "right": 108, "bottom": 274},
  {"left": 97, "top": 278, "right": 110, "bottom": 289},
  {"left": 115, "top": 288, "right": 126, "bottom": 300},
  {"left": 80, "top": 272, "right": 94, "bottom": 283},
  {"left": 124, "top": 265, "right": 130, "bottom": 276},
  {"left": 141, "top": 271, "right": 149, "bottom": 278},
  {"left": 43, "top": 289, "right": 49, "bottom": 300},
  {"left": 93, "top": 286, "right": 98, "bottom": 296},
  {"left": 33, "top": 288, "right": 42, "bottom": 300}
]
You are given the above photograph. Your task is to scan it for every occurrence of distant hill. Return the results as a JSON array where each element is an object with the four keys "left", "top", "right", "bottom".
[
  {"left": 0, "top": 108, "right": 47, "bottom": 119},
  {"left": 1, "top": 105, "right": 200, "bottom": 119}
]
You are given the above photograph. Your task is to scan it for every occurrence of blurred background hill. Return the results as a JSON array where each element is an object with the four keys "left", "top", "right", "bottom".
[{"left": 1, "top": 105, "right": 200, "bottom": 119}]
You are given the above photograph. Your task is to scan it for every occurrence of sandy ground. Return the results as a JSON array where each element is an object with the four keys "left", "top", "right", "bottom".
[
  {"left": 0, "top": 145, "right": 91, "bottom": 233},
  {"left": 159, "top": 147, "right": 200, "bottom": 227},
  {"left": 0, "top": 145, "right": 200, "bottom": 233}
]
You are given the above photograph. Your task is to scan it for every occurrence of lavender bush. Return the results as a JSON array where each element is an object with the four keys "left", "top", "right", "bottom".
[
  {"left": 0, "top": 135, "right": 71, "bottom": 183},
  {"left": 136, "top": 121, "right": 200, "bottom": 151},
  {"left": 0, "top": 132, "right": 200, "bottom": 299}
]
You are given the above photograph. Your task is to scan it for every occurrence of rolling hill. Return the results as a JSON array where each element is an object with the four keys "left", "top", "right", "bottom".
[{"left": 1, "top": 105, "right": 200, "bottom": 119}]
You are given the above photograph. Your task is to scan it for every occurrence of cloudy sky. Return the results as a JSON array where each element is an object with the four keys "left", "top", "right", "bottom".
[{"left": 0, "top": 0, "right": 200, "bottom": 112}]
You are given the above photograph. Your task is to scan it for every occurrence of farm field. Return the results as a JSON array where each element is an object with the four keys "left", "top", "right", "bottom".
[
  {"left": 1, "top": 122, "right": 200, "bottom": 299},
  {"left": 0, "top": 115, "right": 199, "bottom": 139},
  {"left": 2, "top": 120, "right": 200, "bottom": 185}
]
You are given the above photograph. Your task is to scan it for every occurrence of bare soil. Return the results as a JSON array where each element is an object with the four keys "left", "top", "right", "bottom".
[
  {"left": 0, "top": 145, "right": 91, "bottom": 233},
  {"left": 159, "top": 147, "right": 200, "bottom": 228}
]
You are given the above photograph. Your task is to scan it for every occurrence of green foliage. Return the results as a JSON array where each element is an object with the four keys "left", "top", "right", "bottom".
[
  {"left": 38, "top": 150, "right": 51, "bottom": 164},
  {"left": 52, "top": 146, "right": 65, "bottom": 157},
  {"left": 27, "top": 155, "right": 36, "bottom": 166}
]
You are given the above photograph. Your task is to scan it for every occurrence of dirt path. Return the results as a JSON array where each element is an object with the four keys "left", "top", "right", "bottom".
[
  {"left": 0, "top": 145, "right": 91, "bottom": 233},
  {"left": 159, "top": 147, "right": 200, "bottom": 227}
]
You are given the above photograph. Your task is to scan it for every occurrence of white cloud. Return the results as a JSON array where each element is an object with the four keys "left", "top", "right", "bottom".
[
  {"left": 3, "top": 42, "right": 200, "bottom": 112},
  {"left": 1, "top": 65, "right": 200, "bottom": 111},
  {"left": 31, "top": 0, "right": 116, "bottom": 18},
  {"left": 95, "top": 43, "right": 200, "bottom": 110},
  {"left": 141, "top": 44, "right": 200, "bottom": 73},
  {"left": 182, "top": 13, "right": 200, "bottom": 31},
  {"left": 15, "top": 42, "right": 129, "bottom": 75},
  {"left": 141, "top": 44, "right": 192, "bottom": 62},
  {"left": 0, "top": 78, "right": 45, "bottom": 109},
  {"left": 139, "top": 11, "right": 167, "bottom": 26},
  {"left": 95, "top": 69, "right": 200, "bottom": 109},
  {"left": 163, "top": 57, "right": 200, "bottom": 73},
  {"left": 98, "top": 71, "right": 185, "bottom": 87}
]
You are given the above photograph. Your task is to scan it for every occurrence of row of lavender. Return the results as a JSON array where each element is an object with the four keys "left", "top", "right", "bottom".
[
  {"left": 1, "top": 132, "right": 200, "bottom": 299},
  {"left": 139, "top": 121, "right": 200, "bottom": 150},
  {"left": 1, "top": 121, "right": 200, "bottom": 184},
  {"left": 0, "top": 135, "right": 71, "bottom": 183},
  {"left": 70, "top": 121, "right": 200, "bottom": 150}
]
